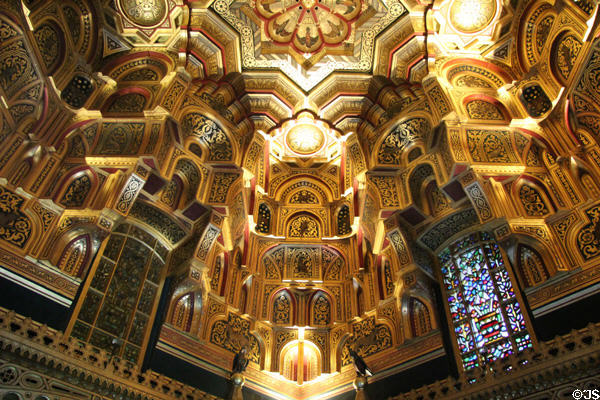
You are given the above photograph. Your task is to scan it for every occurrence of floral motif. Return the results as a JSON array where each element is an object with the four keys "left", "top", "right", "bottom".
[
  {"left": 289, "top": 189, "right": 319, "bottom": 204},
  {"left": 255, "top": 0, "right": 361, "bottom": 55},
  {"left": 273, "top": 293, "right": 291, "bottom": 324},
  {"left": 519, "top": 185, "right": 549, "bottom": 217},
  {"left": 313, "top": 294, "right": 330, "bottom": 325},
  {"left": 119, "top": 0, "right": 167, "bottom": 27},
  {"left": 288, "top": 214, "right": 320, "bottom": 238},
  {"left": 577, "top": 205, "right": 600, "bottom": 260},
  {"left": 0, "top": 186, "right": 31, "bottom": 248}
]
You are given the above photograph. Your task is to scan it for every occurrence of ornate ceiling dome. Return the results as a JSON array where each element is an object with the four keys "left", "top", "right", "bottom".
[{"left": 213, "top": 0, "right": 407, "bottom": 89}]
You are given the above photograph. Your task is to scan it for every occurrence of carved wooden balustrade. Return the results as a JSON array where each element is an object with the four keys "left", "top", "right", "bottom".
[
  {"left": 0, "top": 307, "right": 222, "bottom": 400},
  {"left": 394, "top": 322, "right": 600, "bottom": 399}
]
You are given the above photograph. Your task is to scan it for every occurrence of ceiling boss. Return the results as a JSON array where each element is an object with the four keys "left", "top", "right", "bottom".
[
  {"left": 271, "top": 112, "right": 340, "bottom": 165},
  {"left": 285, "top": 123, "right": 326, "bottom": 155},
  {"left": 118, "top": 0, "right": 167, "bottom": 26},
  {"left": 255, "top": 0, "right": 361, "bottom": 55}
]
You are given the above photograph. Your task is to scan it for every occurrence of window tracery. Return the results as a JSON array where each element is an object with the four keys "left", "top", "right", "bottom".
[{"left": 440, "top": 232, "right": 532, "bottom": 371}]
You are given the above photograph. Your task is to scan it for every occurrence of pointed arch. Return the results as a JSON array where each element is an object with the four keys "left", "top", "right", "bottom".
[
  {"left": 271, "top": 289, "right": 295, "bottom": 325},
  {"left": 170, "top": 292, "right": 194, "bottom": 332},
  {"left": 516, "top": 244, "right": 549, "bottom": 288},
  {"left": 513, "top": 177, "right": 555, "bottom": 217},
  {"left": 57, "top": 234, "right": 92, "bottom": 278},
  {"left": 55, "top": 167, "right": 97, "bottom": 208},
  {"left": 309, "top": 290, "right": 332, "bottom": 326},
  {"left": 409, "top": 297, "right": 433, "bottom": 337}
]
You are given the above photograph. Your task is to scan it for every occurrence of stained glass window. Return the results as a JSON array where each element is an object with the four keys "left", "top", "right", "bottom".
[{"left": 439, "top": 232, "right": 532, "bottom": 371}]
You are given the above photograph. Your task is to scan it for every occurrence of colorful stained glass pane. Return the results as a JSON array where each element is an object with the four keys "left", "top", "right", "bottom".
[
  {"left": 480, "top": 231, "right": 492, "bottom": 241},
  {"left": 514, "top": 333, "right": 533, "bottom": 351},
  {"left": 440, "top": 232, "right": 531, "bottom": 371},
  {"left": 455, "top": 322, "right": 474, "bottom": 352},
  {"left": 485, "top": 340, "right": 513, "bottom": 362},
  {"left": 483, "top": 243, "right": 503, "bottom": 269},
  {"left": 439, "top": 249, "right": 451, "bottom": 262},
  {"left": 462, "top": 352, "right": 478, "bottom": 370},
  {"left": 505, "top": 302, "right": 526, "bottom": 332},
  {"left": 442, "top": 265, "right": 458, "bottom": 290},
  {"left": 455, "top": 234, "right": 477, "bottom": 252},
  {"left": 493, "top": 268, "right": 514, "bottom": 300},
  {"left": 448, "top": 291, "right": 466, "bottom": 321},
  {"left": 472, "top": 310, "right": 508, "bottom": 347}
]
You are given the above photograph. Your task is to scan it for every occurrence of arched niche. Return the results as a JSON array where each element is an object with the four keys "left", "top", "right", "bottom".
[
  {"left": 549, "top": 31, "right": 583, "bottom": 86},
  {"left": 379, "top": 257, "right": 395, "bottom": 299},
  {"left": 255, "top": 202, "right": 272, "bottom": 234},
  {"left": 286, "top": 212, "right": 322, "bottom": 239},
  {"left": 463, "top": 95, "right": 511, "bottom": 123},
  {"left": 517, "top": 3, "right": 555, "bottom": 70},
  {"left": 180, "top": 111, "right": 235, "bottom": 163},
  {"left": 513, "top": 177, "right": 555, "bottom": 218},
  {"left": 56, "top": 234, "right": 92, "bottom": 278},
  {"left": 444, "top": 58, "right": 511, "bottom": 89},
  {"left": 279, "top": 340, "right": 323, "bottom": 384},
  {"left": 274, "top": 176, "right": 333, "bottom": 204},
  {"left": 55, "top": 167, "right": 97, "bottom": 209},
  {"left": 408, "top": 297, "right": 433, "bottom": 337},
  {"left": 160, "top": 175, "right": 183, "bottom": 210},
  {"left": 270, "top": 289, "right": 295, "bottom": 326},
  {"left": 516, "top": 244, "right": 550, "bottom": 288},
  {"left": 169, "top": 292, "right": 196, "bottom": 333},
  {"left": 309, "top": 290, "right": 332, "bottom": 327},
  {"left": 372, "top": 117, "right": 432, "bottom": 168},
  {"left": 168, "top": 157, "right": 203, "bottom": 207},
  {"left": 336, "top": 203, "right": 352, "bottom": 236}
]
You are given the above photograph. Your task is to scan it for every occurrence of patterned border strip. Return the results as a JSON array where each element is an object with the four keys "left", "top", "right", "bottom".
[{"left": 0, "top": 248, "right": 78, "bottom": 299}]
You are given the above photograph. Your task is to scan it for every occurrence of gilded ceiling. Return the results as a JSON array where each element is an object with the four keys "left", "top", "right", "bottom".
[{"left": 1, "top": 0, "right": 600, "bottom": 398}]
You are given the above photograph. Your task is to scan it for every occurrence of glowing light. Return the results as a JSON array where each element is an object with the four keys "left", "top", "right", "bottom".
[
  {"left": 449, "top": 0, "right": 497, "bottom": 33},
  {"left": 285, "top": 123, "right": 326, "bottom": 155}
]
